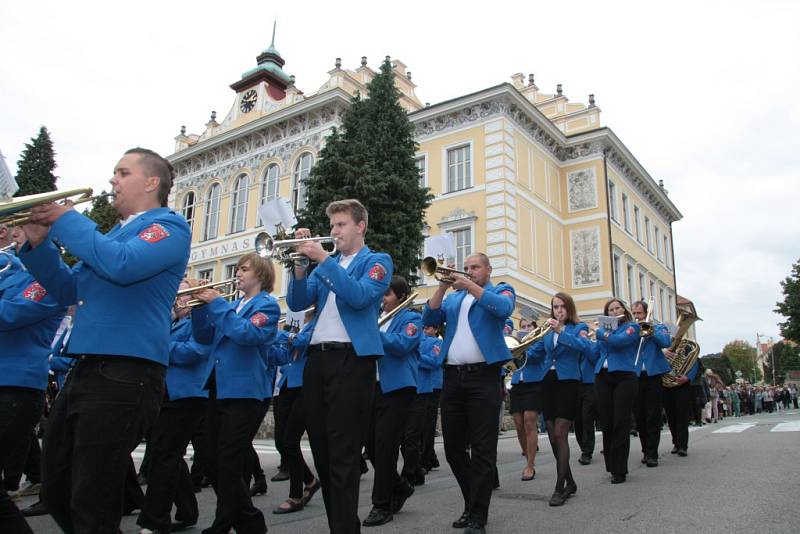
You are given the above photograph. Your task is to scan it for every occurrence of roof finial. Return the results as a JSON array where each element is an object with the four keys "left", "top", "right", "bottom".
[
  {"left": 180, "top": 125, "right": 186, "bottom": 135},
  {"left": 556, "top": 84, "right": 563, "bottom": 96},
  {"left": 528, "top": 73, "right": 535, "bottom": 86},
  {"left": 589, "top": 94, "right": 596, "bottom": 107},
  {"left": 270, "top": 20, "right": 277, "bottom": 48}
]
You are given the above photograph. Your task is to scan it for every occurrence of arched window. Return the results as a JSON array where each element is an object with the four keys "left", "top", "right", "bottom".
[
  {"left": 261, "top": 163, "right": 280, "bottom": 205},
  {"left": 229, "top": 173, "right": 249, "bottom": 233},
  {"left": 292, "top": 153, "right": 313, "bottom": 211},
  {"left": 203, "top": 183, "right": 221, "bottom": 240},
  {"left": 181, "top": 191, "right": 196, "bottom": 231}
]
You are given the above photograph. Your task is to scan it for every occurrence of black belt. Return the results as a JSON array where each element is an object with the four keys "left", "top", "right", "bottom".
[
  {"left": 446, "top": 362, "right": 488, "bottom": 373},
  {"left": 311, "top": 342, "right": 353, "bottom": 352}
]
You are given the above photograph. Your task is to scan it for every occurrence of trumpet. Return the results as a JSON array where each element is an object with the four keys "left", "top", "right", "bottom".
[
  {"left": 255, "top": 228, "right": 337, "bottom": 268},
  {"left": 175, "top": 278, "right": 240, "bottom": 309},
  {"left": 420, "top": 256, "right": 472, "bottom": 284},
  {"left": 0, "top": 188, "right": 115, "bottom": 226},
  {"left": 0, "top": 243, "right": 16, "bottom": 274}
]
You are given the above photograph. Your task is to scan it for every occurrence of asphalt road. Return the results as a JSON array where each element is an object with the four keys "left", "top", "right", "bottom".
[{"left": 22, "top": 409, "right": 800, "bottom": 533}]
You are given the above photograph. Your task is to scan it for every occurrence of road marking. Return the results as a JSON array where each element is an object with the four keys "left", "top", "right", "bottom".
[
  {"left": 770, "top": 421, "right": 800, "bottom": 432},
  {"left": 713, "top": 423, "right": 756, "bottom": 433}
]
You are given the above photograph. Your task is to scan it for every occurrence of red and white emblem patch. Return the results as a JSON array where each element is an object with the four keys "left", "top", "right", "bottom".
[
  {"left": 579, "top": 330, "right": 589, "bottom": 338},
  {"left": 500, "top": 290, "right": 513, "bottom": 298},
  {"left": 433, "top": 345, "right": 441, "bottom": 356},
  {"left": 23, "top": 281, "right": 47, "bottom": 302},
  {"left": 368, "top": 263, "right": 387, "bottom": 281},
  {"left": 405, "top": 323, "right": 418, "bottom": 336},
  {"left": 626, "top": 326, "right": 635, "bottom": 335},
  {"left": 138, "top": 223, "right": 170, "bottom": 243},
  {"left": 250, "top": 312, "right": 268, "bottom": 327}
]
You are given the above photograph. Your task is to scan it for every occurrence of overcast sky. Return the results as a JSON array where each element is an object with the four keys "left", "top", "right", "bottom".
[{"left": 1, "top": 0, "right": 798, "bottom": 353}]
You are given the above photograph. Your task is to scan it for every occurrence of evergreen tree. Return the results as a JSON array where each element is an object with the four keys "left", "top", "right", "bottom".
[
  {"left": 83, "top": 190, "right": 120, "bottom": 234},
  {"left": 14, "top": 126, "right": 58, "bottom": 196},
  {"left": 298, "top": 57, "right": 433, "bottom": 282},
  {"left": 775, "top": 258, "right": 800, "bottom": 343}
]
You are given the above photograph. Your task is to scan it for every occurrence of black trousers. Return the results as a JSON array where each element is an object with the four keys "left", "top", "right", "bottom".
[
  {"left": 273, "top": 387, "right": 292, "bottom": 471},
  {"left": 441, "top": 364, "right": 503, "bottom": 526},
  {"left": 421, "top": 389, "right": 441, "bottom": 470},
  {"left": 245, "top": 400, "right": 271, "bottom": 487},
  {"left": 663, "top": 382, "right": 691, "bottom": 450},
  {"left": 203, "top": 390, "right": 267, "bottom": 534},
  {"left": 574, "top": 383, "right": 598, "bottom": 456},
  {"left": 0, "top": 387, "right": 44, "bottom": 493},
  {"left": 23, "top": 434, "right": 41, "bottom": 485},
  {"left": 633, "top": 372, "right": 665, "bottom": 460},
  {"left": 279, "top": 387, "right": 314, "bottom": 500},
  {"left": 42, "top": 357, "right": 164, "bottom": 533},
  {"left": 0, "top": 490, "right": 32, "bottom": 534},
  {"left": 594, "top": 370, "right": 638, "bottom": 477},
  {"left": 304, "top": 346, "right": 375, "bottom": 534},
  {"left": 138, "top": 397, "right": 206, "bottom": 531},
  {"left": 400, "top": 392, "right": 428, "bottom": 482},
  {"left": 365, "top": 385, "right": 415, "bottom": 509}
]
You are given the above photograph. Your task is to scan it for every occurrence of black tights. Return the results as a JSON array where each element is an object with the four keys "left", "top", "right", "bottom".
[{"left": 545, "top": 418, "right": 574, "bottom": 493}]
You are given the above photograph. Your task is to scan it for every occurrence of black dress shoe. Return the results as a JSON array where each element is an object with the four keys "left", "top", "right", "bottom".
[
  {"left": 250, "top": 476, "right": 268, "bottom": 496},
  {"left": 452, "top": 511, "right": 471, "bottom": 528},
  {"left": 362, "top": 507, "right": 393, "bottom": 527},
  {"left": 463, "top": 522, "right": 486, "bottom": 534},
  {"left": 549, "top": 491, "right": 567, "bottom": 506},
  {"left": 21, "top": 499, "right": 48, "bottom": 517},
  {"left": 270, "top": 469, "right": 290, "bottom": 482},
  {"left": 564, "top": 481, "right": 577, "bottom": 497},
  {"left": 611, "top": 474, "right": 626, "bottom": 484},
  {"left": 646, "top": 458, "right": 658, "bottom": 467},
  {"left": 670, "top": 446, "right": 679, "bottom": 454},
  {"left": 677, "top": 448, "right": 688, "bottom": 457},
  {"left": 640, "top": 456, "right": 648, "bottom": 464},
  {"left": 390, "top": 479, "right": 415, "bottom": 513},
  {"left": 430, "top": 457, "right": 440, "bottom": 469},
  {"left": 578, "top": 453, "right": 591, "bottom": 465}
]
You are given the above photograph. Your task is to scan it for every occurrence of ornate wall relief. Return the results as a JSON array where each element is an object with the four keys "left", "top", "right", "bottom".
[
  {"left": 567, "top": 167, "right": 598, "bottom": 212},
  {"left": 570, "top": 226, "right": 601, "bottom": 287}
]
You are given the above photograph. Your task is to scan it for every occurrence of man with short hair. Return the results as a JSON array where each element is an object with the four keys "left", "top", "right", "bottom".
[
  {"left": 289, "top": 199, "right": 392, "bottom": 534},
  {"left": 19, "top": 147, "right": 191, "bottom": 532},
  {"left": 423, "top": 253, "right": 515, "bottom": 534}
]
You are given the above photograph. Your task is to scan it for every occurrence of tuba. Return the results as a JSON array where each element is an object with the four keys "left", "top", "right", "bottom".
[
  {"left": 662, "top": 301, "right": 702, "bottom": 388},
  {"left": 503, "top": 323, "right": 552, "bottom": 373}
]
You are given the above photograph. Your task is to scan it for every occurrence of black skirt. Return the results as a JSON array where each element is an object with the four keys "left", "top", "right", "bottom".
[
  {"left": 541, "top": 370, "right": 580, "bottom": 422},
  {"left": 509, "top": 381, "right": 542, "bottom": 414}
]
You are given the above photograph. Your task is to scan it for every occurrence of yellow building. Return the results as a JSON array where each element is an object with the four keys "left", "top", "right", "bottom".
[{"left": 168, "top": 41, "right": 683, "bottom": 325}]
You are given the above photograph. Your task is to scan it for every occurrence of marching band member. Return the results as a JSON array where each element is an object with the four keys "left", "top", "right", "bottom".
[
  {"left": 363, "top": 276, "right": 421, "bottom": 527},
  {"left": 663, "top": 354, "right": 698, "bottom": 457},
  {"left": 509, "top": 322, "right": 546, "bottom": 483},
  {"left": 419, "top": 326, "right": 443, "bottom": 474},
  {"left": 590, "top": 298, "right": 641, "bottom": 484},
  {"left": 288, "top": 199, "right": 392, "bottom": 534},
  {"left": 272, "top": 308, "right": 320, "bottom": 514},
  {"left": 423, "top": 253, "right": 515, "bottom": 534},
  {"left": 0, "top": 225, "right": 64, "bottom": 531},
  {"left": 527, "top": 292, "right": 592, "bottom": 506},
  {"left": 137, "top": 280, "right": 211, "bottom": 533},
  {"left": 631, "top": 300, "right": 672, "bottom": 467},
  {"left": 20, "top": 148, "right": 190, "bottom": 531},
  {"left": 191, "top": 252, "right": 281, "bottom": 534},
  {"left": 574, "top": 334, "right": 598, "bottom": 466}
]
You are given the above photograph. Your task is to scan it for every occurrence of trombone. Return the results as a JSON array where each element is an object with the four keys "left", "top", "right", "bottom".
[
  {"left": 255, "top": 226, "right": 337, "bottom": 268},
  {"left": 175, "top": 278, "right": 240, "bottom": 309},
  {"left": 378, "top": 292, "right": 420, "bottom": 327},
  {"left": 420, "top": 256, "right": 472, "bottom": 283},
  {"left": 0, "top": 188, "right": 115, "bottom": 226}
]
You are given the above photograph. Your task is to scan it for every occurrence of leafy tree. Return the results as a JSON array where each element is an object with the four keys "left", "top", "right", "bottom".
[
  {"left": 762, "top": 341, "right": 800, "bottom": 385},
  {"left": 701, "top": 353, "right": 733, "bottom": 384},
  {"left": 82, "top": 190, "right": 119, "bottom": 234},
  {"left": 298, "top": 57, "right": 433, "bottom": 282},
  {"left": 775, "top": 259, "right": 800, "bottom": 343},
  {"left": 14, "top": 126, "right": 58, "bottom": 196},
  {"left": 722, "top": 340, "right": 761, "bottom": 383}
]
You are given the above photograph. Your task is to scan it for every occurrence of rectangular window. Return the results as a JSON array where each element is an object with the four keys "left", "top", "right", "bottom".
[
  {"left": 627, "top": 263, "right": 635, "bottom": 303},
  {"left": 622, "top": 194, "right": 631, "bottom": 233},
  {"left": 634, "top": 206, "right": 642, "bottom": 243},
  {"left": 668, "top": 293, "right": 675, "bottom": 322},
  {"left": 645, "top": 216, "right": 652, "bottom": 252},
  {"left": 659, "top": 288, "right": 666, "bottom": 321},
  {"left": 608, "top": 181, "right": 618, "bottom": 222},
  {"left": 449, "top": 227, "right": 472, "bottom": 271},
  {"left": 655, "top": 227, "right": 662, "bottom": 260},
  {"left": 649, "top": 280, "right": 656, "bottom": 318},
  {"left": 197, "top": 268, "right": 213, "bottom": 281},
  {"left": 446, "top": 145, "right": 472, "bottom": 193},
  {"left": 664, "top": 235, "right": 672, "bottom": 268},
  {"left": 415, "top": 155, "right": 427, "bottom": 188},
  {"left": 225, "top": 264, "right": 239, "bottom": 302},
  {"left": 613, "top": 253, "right": 622, "bottom": 297},
  {"left": 639, "top": 271, "right": 646, "bottom": 300}
]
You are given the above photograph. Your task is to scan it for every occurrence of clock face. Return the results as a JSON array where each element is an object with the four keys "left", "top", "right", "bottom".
[{"left": 240, "top": 89, "right": 257, "bottom": 114}]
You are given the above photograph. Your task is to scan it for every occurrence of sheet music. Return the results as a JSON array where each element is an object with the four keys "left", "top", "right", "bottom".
[{"left": 597, "top": 315, "right": 619, "bottom": 331}]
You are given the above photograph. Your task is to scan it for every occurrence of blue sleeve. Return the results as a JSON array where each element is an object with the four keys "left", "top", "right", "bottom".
[
  {"left": 587, "top": 341, "right": 601, "bottom": 364},
  {"left": 526, "top": 339, "right": 546, "bottom": 361},
  {"left": 476, "top": 283, "right": 515, "bottom": 319},
  {"left": 557, "top": 323, "right": 593, "bottom": 357},
  {"left": 290, "top": 328, "right": 313, "bottom": 355},
  {"left": 311, "top": 253, "right": 393, "bottom": 310},
  {"left": 0, "top": 282, "right": 64, "bottom": 331},
  {"left": 170, "top": 339, "right": 211, "bottom": 366},
  {"left": 18, "top": 239, "right": 79, "bottom": 306},
  {"left": 419, "top": 339, "right": 443, "bottom": 370},
  {"left": 381, "top": 312, "right": 422, "bottom": 358},
  {"left": 45, "top": 210, "right": 190, "bottom": 286},
  {"left": 287, "top": 270, "right": 319, "bottom": 312},
  {"left": 205, "top": 297, "right": 279, "bottom": 347},
  {"left": 49, "top": 355, "right": 74, "bottom": 373},
  {"left": 266, "top": 330, "right": 292, "bottom": 366},
  {"left": 606, "top": 323, "right": 641, "bottom": 348},
  {"left": 191, "top": 307, "right": 214, "bottom": 345},
  {"left": 652, "top": 324, "right": 672, "bottom": 349}
]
